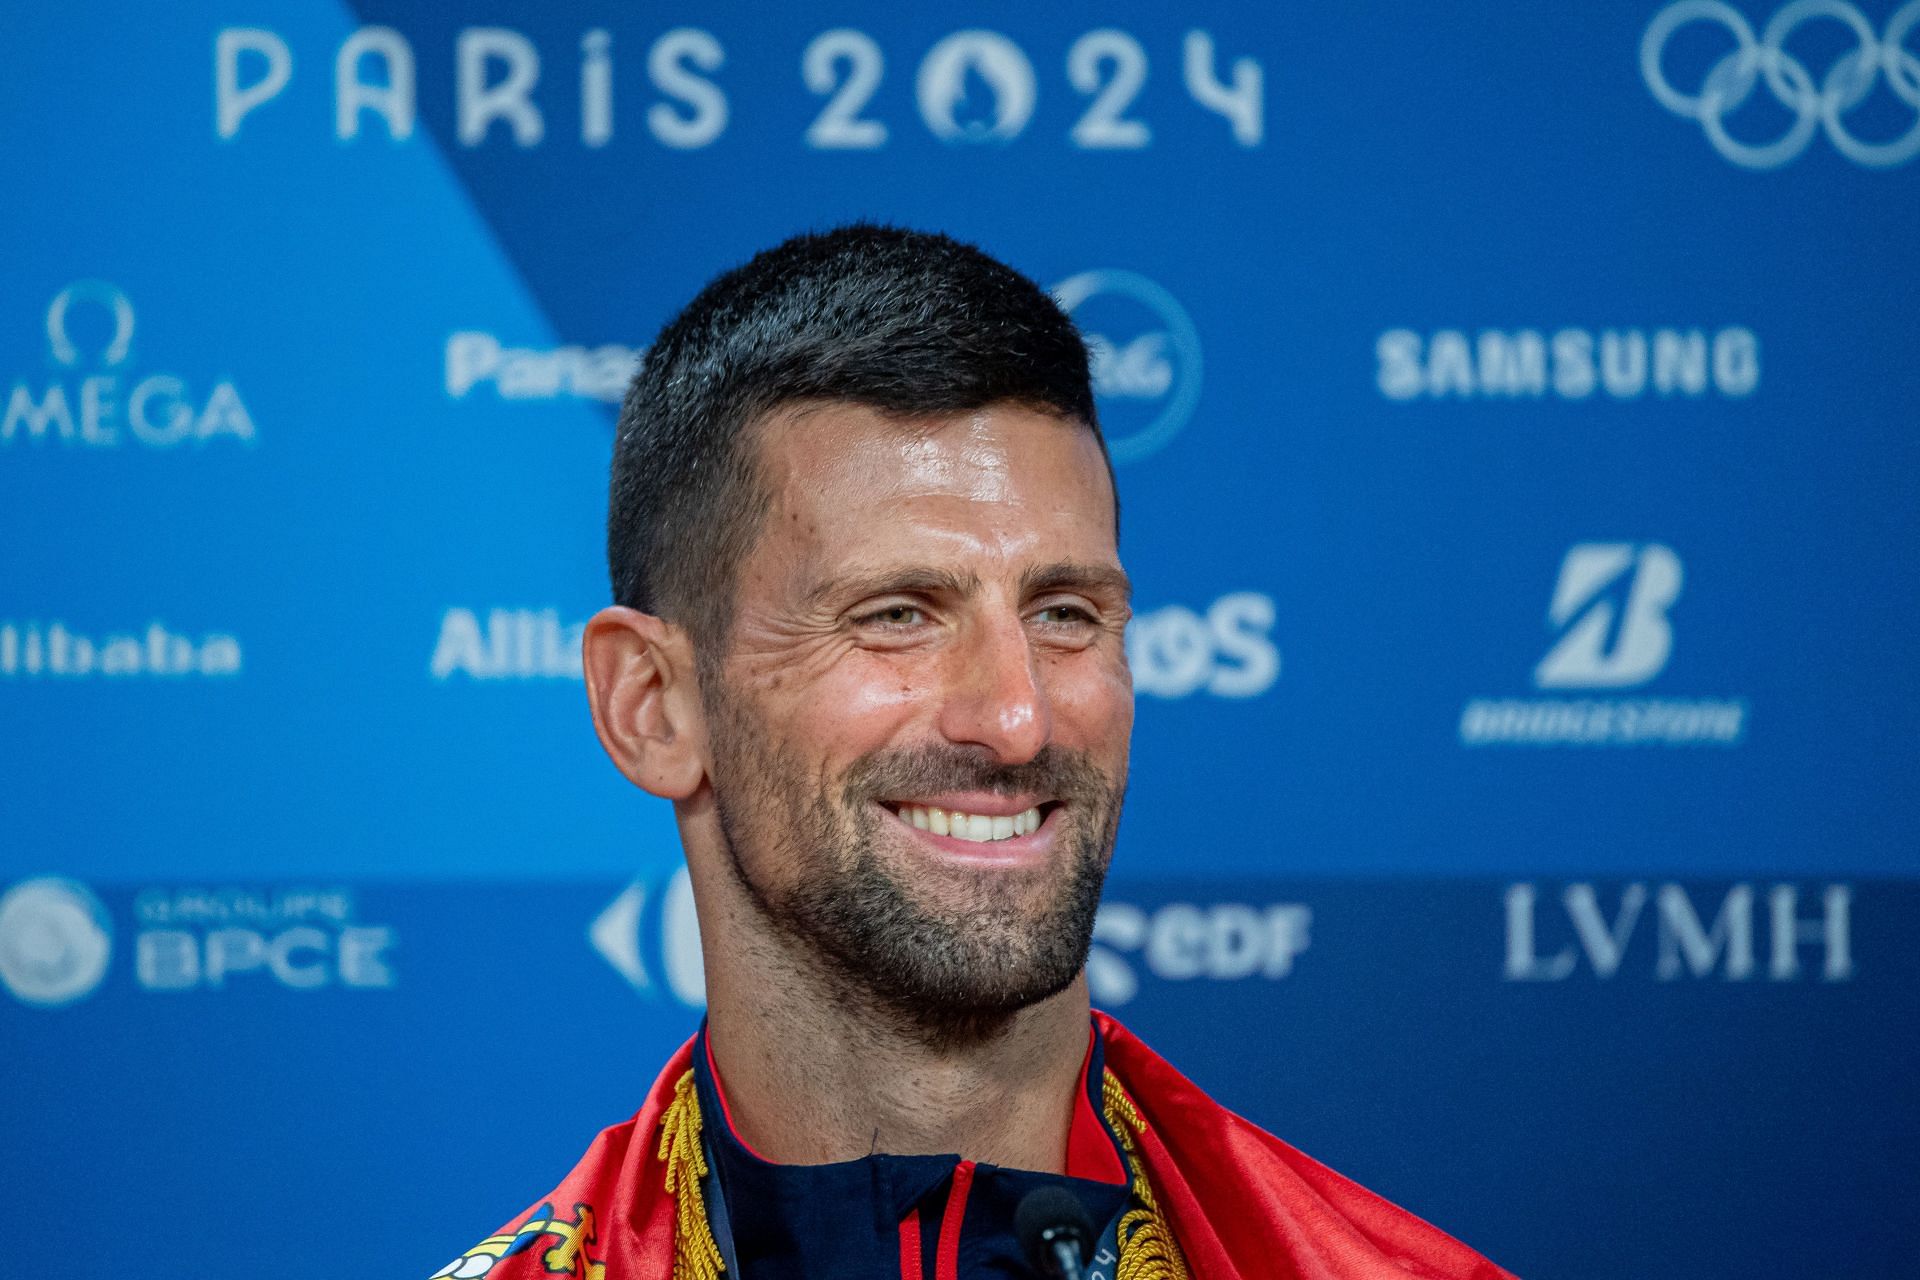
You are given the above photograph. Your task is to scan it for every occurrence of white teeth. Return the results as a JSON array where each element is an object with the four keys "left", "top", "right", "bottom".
[{"left": 897, "top": 803, "right": 1049, "bottom": 842}]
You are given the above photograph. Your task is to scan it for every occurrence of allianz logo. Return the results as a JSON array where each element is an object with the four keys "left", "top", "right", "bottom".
[
  {"left": 0, "top": 620, "right": 241, "bottom": 680},
  {"left": 586, "top": 870, "right": 1311, "bottom": 1010},
  {"left": 4, "top": 282, "right": 258, "bottom": 449},
  {"left": 0, "top": 878, "right": 395, "bottom": 1007},
  {"left": 445, "top": 332, "right": 640, "bottom": 403},
  {"left": 1127, "top": 592, "right": 1279, "bottom": 699},
  {"left": 431, "top": 607, "right": 584, "bottom": 680},
  {"left": 1505, "top": 882, "right": 1852, "bottom": 982},
  {"left": 1376, "top": 326, "right": 1758, "bottom": 401}
]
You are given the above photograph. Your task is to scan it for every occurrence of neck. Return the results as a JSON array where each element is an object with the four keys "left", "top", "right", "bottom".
[{"left": 684, "top": 809, "right": 1092, "bottom": 1170}]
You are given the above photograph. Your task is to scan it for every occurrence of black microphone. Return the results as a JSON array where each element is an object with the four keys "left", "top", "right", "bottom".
[{"left": 1015, "top": 1186, "right": 1097, "bottom": 1280}]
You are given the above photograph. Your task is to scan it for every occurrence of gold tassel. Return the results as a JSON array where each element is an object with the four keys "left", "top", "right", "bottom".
[
  {"left": 1102, "top": 1070, "right": 1192, "bottom": 1280},
  {"left": 659, "top": 1070, "right": 727, "bottom": 1280},
  {"left": 657, "top": 1064, "right": 1185, "bottom": 1280}
]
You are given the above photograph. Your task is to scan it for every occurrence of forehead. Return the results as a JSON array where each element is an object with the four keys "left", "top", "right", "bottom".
[{"left": 747, "top": 400, "right": 1119, "bottom": 581}]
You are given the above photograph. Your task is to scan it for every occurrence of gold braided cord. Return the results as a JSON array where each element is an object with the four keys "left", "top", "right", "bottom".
[
  {"left": 657, "top": 1063, "right": 1184, "bottom": 1280},
  {"left": 1102, "top": 1070, "right": 1193, "bottom": 1280},
  {"left": 659, "top": 1069, "right": 727, "bottom": 1280}
]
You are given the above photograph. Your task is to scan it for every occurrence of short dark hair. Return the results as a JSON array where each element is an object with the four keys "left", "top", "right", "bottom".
[{"left": 607, "top": 223, "right": 1110, "bottom": 651}]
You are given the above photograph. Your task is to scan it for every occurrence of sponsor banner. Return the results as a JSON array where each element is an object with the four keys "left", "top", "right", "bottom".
[
  {"left": 0, "top": 620, "right": 243, "bottom": 680},
  {"left": 1461, "top": 543, "right": 1748, "bottom": 747},
  {"left": 5, "top": 875, "right": 1912, "bottom": 1280},
  {"left": 4, "top": 3, "right": 1917, "bottom": 1278},
  {"left": 4, "top": 282, "right": 257, "bottom": 450},
  {"left": 213, "top": 25, "right": 1266, "bottom": 154},
  {"left": 0, "top": 876, "right": 396, "bottom": 1005},
  {"left": 1376, "top": 326, "right": 1760, "bottom": 402}
]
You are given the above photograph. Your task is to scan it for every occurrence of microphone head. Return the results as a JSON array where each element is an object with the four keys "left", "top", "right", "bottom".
[{"left": 1015, "top": 1185, "right": 1096, "bottom": 1277}]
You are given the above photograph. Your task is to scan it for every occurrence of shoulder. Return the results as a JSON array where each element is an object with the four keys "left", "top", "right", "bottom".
[
  {"left": 1095, "top": 1011, "right": 1516, "bottom": 1280},
  {"left": 425, "top": 1041, "right": 696, "bottom": 1280}
]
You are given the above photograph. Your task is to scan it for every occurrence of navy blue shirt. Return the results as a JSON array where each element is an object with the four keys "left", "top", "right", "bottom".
[{"left": 691, "top": 1022, "right": 1133, "bottom": 1279}]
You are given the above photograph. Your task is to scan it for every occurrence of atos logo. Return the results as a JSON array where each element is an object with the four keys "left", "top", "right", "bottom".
[
  {"left": 1535, "top": 543, "right": 1681, "bottom": 689},
  {"left": 916, "top": 31, "right": 1037, "bottom": 143},
  {"left": 3, "top": 282, "right": 256, "bottom": 449},
  {"left": 588, "top": 868, "right": 706, "bottom": 1007},
  {"left": 1460, "top": 544, "right": 1747, "bottom": 746},
  {"left": 1053, "top": 270, "right": 1203, "bottom": 463},
  {"left": 1127, "top": 592, "right": 1279, "bottom": 699},
  {"left": 0, "top": 878, "right": 113, "bottom": 1008},
  {"left": 1087, "top": 899, "right": 1310, "bottom": 1007}
]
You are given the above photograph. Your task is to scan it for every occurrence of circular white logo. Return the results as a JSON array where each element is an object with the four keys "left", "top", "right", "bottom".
[
  {"left": 1053, "top": 269, "right": 1204, "bottom": 463},
  {"left": 0, "top": 877, "right": 113, "bottom": 1007},
  {"left": 46, "top": 281, "right": 136, "bottom": 367},
  {"left": 916, "top": 30, "right": 1037, "bottom": 143},
  {"left": 1642, "top": 0, "right": 1920, "bottom": 169}
]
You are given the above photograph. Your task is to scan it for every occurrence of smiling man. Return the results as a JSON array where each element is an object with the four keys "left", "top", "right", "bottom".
[{"left": 436, "top": 227, "right": 1510, "bottom": 1280}]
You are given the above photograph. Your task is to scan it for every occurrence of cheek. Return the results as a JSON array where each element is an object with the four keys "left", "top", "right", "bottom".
[
  {"left": 1044, "top": 654, "right": 1135, "bottom": 759},
  {"left": 769, "top": 652, "right": 933, "bottom": 760}
]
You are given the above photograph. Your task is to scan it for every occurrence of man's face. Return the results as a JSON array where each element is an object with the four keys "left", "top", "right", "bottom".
[{"left": 700, "top": 400, "right": 1133, "bottom": 1036}]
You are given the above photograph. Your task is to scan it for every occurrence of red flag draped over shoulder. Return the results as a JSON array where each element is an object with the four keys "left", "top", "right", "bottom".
[
  {"left": 1094, "top": 1011, "right": 1515, "bottom": 1280},
  {"left": 433, "top": 1018, "right": 1513, "bottom": 1280},
  {"left": 428, "top": 1044, "right": 689, "bottom": 1279}
]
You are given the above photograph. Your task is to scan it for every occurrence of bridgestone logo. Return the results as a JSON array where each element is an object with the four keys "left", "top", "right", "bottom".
[{"left": 1460, "top": 697, "right": 1746, "bottom": 746}]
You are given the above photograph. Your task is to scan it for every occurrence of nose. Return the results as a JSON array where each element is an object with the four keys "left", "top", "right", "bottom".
[{"left": 936, "top": 610, "right": 1052, "bottom": 764}]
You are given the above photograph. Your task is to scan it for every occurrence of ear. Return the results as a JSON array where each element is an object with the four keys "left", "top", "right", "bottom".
[{"left": 583, "top": 606, "right": 708, "bottom": 800}]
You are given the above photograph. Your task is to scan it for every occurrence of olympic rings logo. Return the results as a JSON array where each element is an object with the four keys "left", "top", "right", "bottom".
[{"left": 1642, "top": 0, "right": 1920, "bottom": 167}]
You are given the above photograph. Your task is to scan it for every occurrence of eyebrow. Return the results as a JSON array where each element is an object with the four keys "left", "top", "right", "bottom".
[
  {"left": 1020, "top": 560, "right": 1133, "bottom": 603},
  {"left": 804, "top": 566, "right": 982, "bottom": 612},
  {"left": 804, "top": 561, "right": 1132, "bottom": 612}
]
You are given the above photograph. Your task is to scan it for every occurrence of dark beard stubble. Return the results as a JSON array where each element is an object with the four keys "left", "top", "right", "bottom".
[{"left": 703, "top": 679, "right": 1125, "bottom": 1048}]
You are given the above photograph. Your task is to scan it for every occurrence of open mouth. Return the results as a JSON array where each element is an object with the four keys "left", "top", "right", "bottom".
[{"left": 881, "top": 800, "right": 1058, "bottom": 844}]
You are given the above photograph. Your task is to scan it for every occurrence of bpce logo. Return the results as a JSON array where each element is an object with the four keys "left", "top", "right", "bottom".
[
  {"left": 3, "top": 282, "right": 256, "bottom": 449},
  {"left": 1643, "top": 1, "right": 1920, "bottom": 168},
  {"left": 0, "top": 878, "right": 398, "bottom": 1005},
  {"left": 1053, "top": 270, "right": 1203, "bottom": 464}
]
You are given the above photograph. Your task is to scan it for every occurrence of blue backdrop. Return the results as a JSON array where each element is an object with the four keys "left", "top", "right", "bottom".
[{"left": 3, "top": 2, "right": 1915, "bottom": 1276}]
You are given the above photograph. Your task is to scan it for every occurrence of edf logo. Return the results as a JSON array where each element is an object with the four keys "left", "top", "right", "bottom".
[
  {"left": 1535, "top": 543, "right": 1681, "bottom": 689},
  {"left": 1088, "top": 899, "right": 1310, "bottom": 1006}
]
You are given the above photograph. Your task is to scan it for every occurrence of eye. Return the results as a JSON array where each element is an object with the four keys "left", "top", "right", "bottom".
[
  {"left": 858, "top": 604, "right": 926, "bottom": 627},
  {"left": 1033, "top": 603, "right": 1096, "bottom": 626}
]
